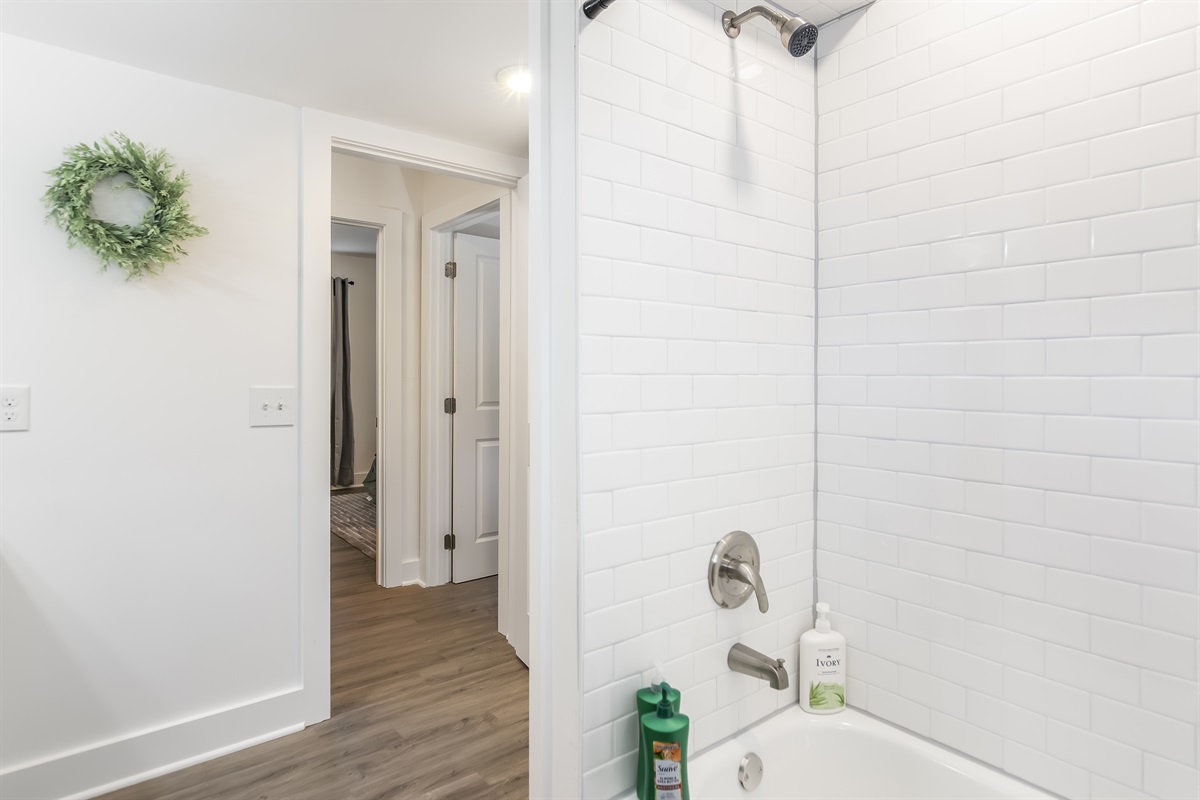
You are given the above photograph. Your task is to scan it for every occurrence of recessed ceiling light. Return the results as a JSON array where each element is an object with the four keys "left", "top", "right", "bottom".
[{"left": 498, "top": 65, "right": 531, "bottom": 94}]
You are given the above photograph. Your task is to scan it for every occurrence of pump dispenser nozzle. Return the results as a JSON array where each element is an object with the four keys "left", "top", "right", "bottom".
[
  {"left": 815, "top": 602, "right": 831, "bottom": 633},
  {"left": 657, "top": 684, "right": 675, "bottom": 718}
]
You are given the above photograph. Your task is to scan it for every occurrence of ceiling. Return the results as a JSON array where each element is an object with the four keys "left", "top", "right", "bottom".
[
  {"left": 0, "top": 0, "right": 530, "bottom": 157},
  {"left": 788, "top": 0, "right": 879, "bottom": 26},
  {"left": 0, "top": 0, "right": 879, "bottom": 159}
]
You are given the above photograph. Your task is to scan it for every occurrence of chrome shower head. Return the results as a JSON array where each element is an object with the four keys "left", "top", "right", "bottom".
[
  {"left": 722, "top": 4, "right": 819, "bottom": 57},
  {"left": 780, "top": 14, "right": 819, "bottom": 57}
]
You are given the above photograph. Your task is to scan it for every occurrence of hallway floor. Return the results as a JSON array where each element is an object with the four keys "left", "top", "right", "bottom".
[{"left": 103, "top": 536, "right": 528, "bottom": 800}]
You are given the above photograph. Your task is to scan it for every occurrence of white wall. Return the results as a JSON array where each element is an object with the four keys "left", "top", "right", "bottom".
[
  {"left": 332, "top": 252, "right": 378, "bottom": 484},
  {"left": 576, "top": 2, "right": 817, "bottom": 796},
  {"left": 814, "top": 2, "right": 1199, "bottom": 799},
  {"left": 423, "top": 172, "right": 511, "bottom": 219},
  {"left": 0, "top": 34, "right": 304, "bottom": 798}
]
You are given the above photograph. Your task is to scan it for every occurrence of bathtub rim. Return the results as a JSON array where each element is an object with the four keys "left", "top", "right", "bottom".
[{"left": 614, "top": 704, "right": 1065, "bottom": 800}]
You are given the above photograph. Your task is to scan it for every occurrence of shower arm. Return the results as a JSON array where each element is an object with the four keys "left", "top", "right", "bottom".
[
  {"left": 581, "top": 0, "right": 615, "bottom": 19},
  {"left": 722, "top": 5, "right": 788, "bottom": 38}
]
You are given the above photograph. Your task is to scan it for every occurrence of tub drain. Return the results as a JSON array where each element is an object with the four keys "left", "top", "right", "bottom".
[{"left": 738, "top": 752, "right": 763, "bottom": 791}]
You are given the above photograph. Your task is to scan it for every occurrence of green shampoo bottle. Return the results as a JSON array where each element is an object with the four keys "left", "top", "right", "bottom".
[
  {"left": 636, "top": 671, "right": 680, "bottom": 799},
  {"left": 640, "top": 685, "right": 690, "bottom": 800}
]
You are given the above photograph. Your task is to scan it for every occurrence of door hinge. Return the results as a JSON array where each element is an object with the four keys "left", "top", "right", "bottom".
[
  {"left": 443, "top": 533, "right": 456, "bottom": 550},
  {"left": 444, "top": 397, "right": 457, "bottom": 414},
  {"left": 444, "top": 261, "right": 457, "bottom": 278}
]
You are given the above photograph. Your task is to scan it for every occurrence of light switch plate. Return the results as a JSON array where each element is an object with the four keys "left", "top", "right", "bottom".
[
  {"left": 250, "top": 386, "right": 297, "bottom": 427},
  {"left": 0, "top": 386, "right": 30, "bottom": 432}
]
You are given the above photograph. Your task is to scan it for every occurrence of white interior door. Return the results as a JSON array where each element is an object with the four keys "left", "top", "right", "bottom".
[{"left": 452, "top": 232, "right": 501, "bottom": 582}]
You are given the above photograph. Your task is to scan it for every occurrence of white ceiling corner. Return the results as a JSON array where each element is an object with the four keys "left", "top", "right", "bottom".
[
  {"left": 764, "top": 0, "right": 876, "bottom": 27},
  {"left": 0, "top": 0, "right": 530, "bottom": 157}
]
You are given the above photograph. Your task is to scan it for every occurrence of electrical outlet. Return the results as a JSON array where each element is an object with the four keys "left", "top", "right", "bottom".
[
  {"left": 0, "top": 386, "right": 31, "bottom": 432},
  {"left": 250, "top": 386, "right": 297, "bottom": 427}
]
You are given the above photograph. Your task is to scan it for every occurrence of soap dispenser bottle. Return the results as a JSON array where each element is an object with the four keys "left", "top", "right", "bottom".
[
  {"left": 640, "top": 685, "right": 690, "bottom": 800},
  {"left": 636, "top": 666, "right": 680, "bottom": 800},
  {"left": 799, "top": 602, "right": 846, "bottom": 714}
]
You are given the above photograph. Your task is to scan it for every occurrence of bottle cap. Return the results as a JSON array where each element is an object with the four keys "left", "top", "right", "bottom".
[
  {"left": 656, "top": 683, "right": 675, "bottom": 718},
  {"left": 815, "top": 602, "right": 831, "bottom": 633}
]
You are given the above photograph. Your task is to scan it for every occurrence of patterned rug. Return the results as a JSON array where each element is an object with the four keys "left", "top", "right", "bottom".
[{"left": 331, "top": 491, "right": 377, "bottom": 560}]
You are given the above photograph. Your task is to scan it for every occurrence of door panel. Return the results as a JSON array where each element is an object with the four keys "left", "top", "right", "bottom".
[
  {"left": 452, "top": 233, "right": 501, "bottom": 582},
  {"left": 477, "top": 257, "right": 501, "bottom": 407},
  {"left": 477, "top": 439, "right": 500, "bottom": 541}
]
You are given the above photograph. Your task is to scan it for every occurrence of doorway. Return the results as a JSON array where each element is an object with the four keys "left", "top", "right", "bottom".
[
  {"left": 319, "top": 156, "right": 529, "bottom": 792},
  {"left": 330, "top": 222, "right": 380, "bottom": 562},
  {"left": 298, "top": 102, "right": 566, "bottom": 788},
  {"left": 324, "top": 150, "right": 530, "bottom": 653}
]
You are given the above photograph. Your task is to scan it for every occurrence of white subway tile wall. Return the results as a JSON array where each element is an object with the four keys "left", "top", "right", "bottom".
[
  {"left": 817, "top": 2, "right": 1199, "bottom": 799},
  {"left": 578, "top": 2, "right": 817, "bottom": 796}
]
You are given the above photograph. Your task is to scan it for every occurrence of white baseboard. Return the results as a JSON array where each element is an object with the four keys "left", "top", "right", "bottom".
[
  {"left": 399, "top": 558, "right": 421, "bottom": 586},
  {"left": 0, "top": 689, "right": 304, "bottom": 800}
]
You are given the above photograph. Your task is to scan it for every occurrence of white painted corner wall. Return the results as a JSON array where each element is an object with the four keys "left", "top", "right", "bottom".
[
  {"left": 814, "top": 2, "right": 1199, "bottom": 799},
  {"left": 0, "top": 33, "right": 305, "bottom": 799},
  {"left": 575, "top": 2, "right": 817, "bottom": 796}
]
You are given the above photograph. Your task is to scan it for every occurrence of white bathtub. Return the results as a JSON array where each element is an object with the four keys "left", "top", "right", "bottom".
[{"left": 620, "top": 707, "right": 1055, "bottom": 800}]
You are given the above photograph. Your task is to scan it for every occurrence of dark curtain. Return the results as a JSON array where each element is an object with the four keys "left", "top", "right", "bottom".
[{"left": 331, "top": 277, "right": 355, "bottom": 486}]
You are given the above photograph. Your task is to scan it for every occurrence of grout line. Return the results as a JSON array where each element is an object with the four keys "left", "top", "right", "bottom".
[{"left": 812, "top": 43, "right": 822, "bottom": 616}]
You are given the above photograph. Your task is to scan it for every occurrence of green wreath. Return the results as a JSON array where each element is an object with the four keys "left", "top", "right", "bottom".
[{"left": 43, "top": 133, "right": 208, "bottom": 280}]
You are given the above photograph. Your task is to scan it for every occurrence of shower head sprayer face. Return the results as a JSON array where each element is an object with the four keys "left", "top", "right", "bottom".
[
  {"left": 722, "top": 4, "right": 818, "bottom": 58},
  {"left": 782, "top": 17, "right": 819, "bottom": 57}
]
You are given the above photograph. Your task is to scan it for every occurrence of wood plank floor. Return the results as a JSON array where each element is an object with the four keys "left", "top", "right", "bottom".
[{"left": 103, "top": 536, "right": 529, "bottom": 800}]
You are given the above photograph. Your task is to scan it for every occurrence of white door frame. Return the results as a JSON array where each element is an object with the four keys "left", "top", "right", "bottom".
[
  {"left": 420, "top": 197, "right": 507, "bottom": 588},
  {"left": 528, "top": 1, "right": 582, "bottom": 796},
  {"left": 506, "top": 176, "right": 531, "bottom": 665}
]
